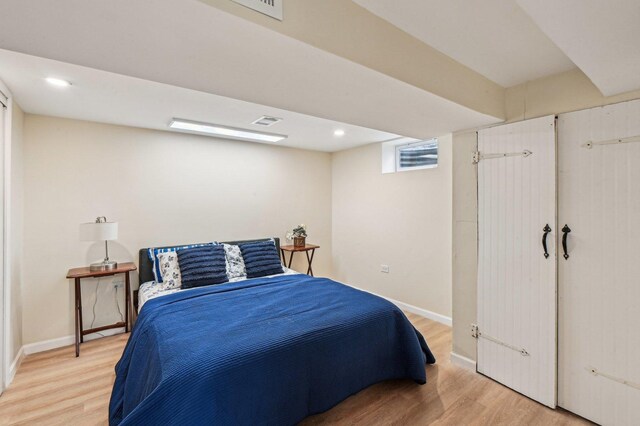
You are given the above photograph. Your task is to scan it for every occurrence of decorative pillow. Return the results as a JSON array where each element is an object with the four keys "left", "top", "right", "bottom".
[
  {"left": 177, "top": 245, "right": 229, "bottom": 289},
  {"left": 148, "top": 242, "right": 215, "bottom": 282},
  {"left": 239, "top": 240, "right": 284, "bottom": 278},
  {"left": 223, "top": 244, "right": 246, "bottom": 279},
  {"left": 156, "top": 251, "right": 182, "bottom": 290}
]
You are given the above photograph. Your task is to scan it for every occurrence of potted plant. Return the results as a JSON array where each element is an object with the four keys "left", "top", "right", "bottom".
[{"left": 287, "top": 224, "right": 307, "bottom": 247}]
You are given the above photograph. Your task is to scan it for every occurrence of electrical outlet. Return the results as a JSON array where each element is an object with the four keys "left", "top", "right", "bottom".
[
  {"left": 381, "top": 264, "right": 390, "bottom": 273},
  {"left": 471, "top": 323, "right": 479, "bottom": 338}
]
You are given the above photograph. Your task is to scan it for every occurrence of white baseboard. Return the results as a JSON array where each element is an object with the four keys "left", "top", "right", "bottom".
[
  {"left": 450, "top": 352, "right": 477, "bottom": 370},
  {"left": 389, "top": 298, "right": 452, "bottom": 326},
  {"left": 23, "top": 335, "right": 74, "bottom": 355},
  {"left": 6, "top": 346, "right": 25, "bottom": 386},
  {"left": 23, "top": 327, "right": 125, "bottom": 355},
  {"left": 347, "top": 285, "right": 452, "bottom": 327}
]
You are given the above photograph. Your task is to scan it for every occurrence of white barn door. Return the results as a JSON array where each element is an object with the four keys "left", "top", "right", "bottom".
[
  {"left": 477, "top": 115, "right": 557, "bottom": 408},
  {"left": 558, "top": 100, "right": 640, "bottom": 425}
]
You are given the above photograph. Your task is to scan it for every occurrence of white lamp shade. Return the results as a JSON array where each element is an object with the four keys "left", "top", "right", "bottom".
[{"left": 79, "top": 221, "right": 118, "bottom": 241}]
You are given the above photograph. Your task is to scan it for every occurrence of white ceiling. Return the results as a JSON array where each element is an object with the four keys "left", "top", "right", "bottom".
[
  {"left": 0, "top": 0, "right": 500, "bottom": 147},
  {"left": 517, "top": 0, "right": 640, "bottom": 97},
  {"left": 354, "top": 0, "right": 576, "bottom": 87},
  {"left": 0, "top": 49, "right": 405, "bottom": 152}
]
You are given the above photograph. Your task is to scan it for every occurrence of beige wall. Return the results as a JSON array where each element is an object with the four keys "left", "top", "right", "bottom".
[
  {"left": 451, "top": 130, "right": 477, "bottom": 360},
  {"left": 8, "top": 103, "right": 24, "bottom": 360},
  {"left": 451, "top": 69, "right": 640, "bottom": 361},
  {"left": 332, "top": 135, "right": 452, "bottom": 318},
  {"left": 22, "top": 115, "right": 332, "bottom": 345},
  {"left": 9, "top": 103, "right": 24, "bottom": 362}
]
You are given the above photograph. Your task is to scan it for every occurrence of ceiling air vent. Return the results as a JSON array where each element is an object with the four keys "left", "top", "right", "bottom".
[
  {"left": 252, "top": 116, "right": 283, "bottom": 127},
  {"left": 231, "top": 0, "right": 283, "bottom": 21}
]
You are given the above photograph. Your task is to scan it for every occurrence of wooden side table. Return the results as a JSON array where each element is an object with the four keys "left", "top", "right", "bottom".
[
  {"left": 280, "top": 244, "right": 320, "bottom": 276},
  {"left": 66, "top": 262, "right": 137, "bottom": 357}
]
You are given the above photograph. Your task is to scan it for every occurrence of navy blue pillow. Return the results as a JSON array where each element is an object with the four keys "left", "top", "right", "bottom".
[
  {"left": 239, "top": 240, "right": 284, "bottom": 278},
  {"left": 147, "top": 242, "right": 215, "bottom": 283},
  {"left": 177, "top": 245, "right": 228, "bottom": 289}
]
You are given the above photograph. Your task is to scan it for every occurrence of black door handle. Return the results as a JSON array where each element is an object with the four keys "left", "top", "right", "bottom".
[
  {"left": 542, "top": 224, "right": 551, "bottom": 258},
  {"left": 562, "top": 225, "right": 571, "bottom": 260}
]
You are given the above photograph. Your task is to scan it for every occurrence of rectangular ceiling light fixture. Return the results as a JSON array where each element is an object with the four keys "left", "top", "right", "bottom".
[{"left": 169, "top": 118, "right": 287, "bottom": 143}]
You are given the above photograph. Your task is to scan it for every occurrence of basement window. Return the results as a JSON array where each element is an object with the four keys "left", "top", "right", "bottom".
[
  {"left": 381, "top": 137, "right": 439, "bottom": 174},
  {"left": 395, "top": 139, "right": 438, "bottom": 172}
]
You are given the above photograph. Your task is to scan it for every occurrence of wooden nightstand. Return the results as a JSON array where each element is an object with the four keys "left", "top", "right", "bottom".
[
  {"left": 280, "top": 244, "right": 320, "bottom": 276},
  {"left": 66, "top": 262, "right": 136, "bottom": 357}
]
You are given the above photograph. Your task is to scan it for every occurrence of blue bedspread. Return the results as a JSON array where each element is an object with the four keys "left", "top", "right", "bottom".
[{"left": 109, "top": 274, "right": 435, "bottom": 425}]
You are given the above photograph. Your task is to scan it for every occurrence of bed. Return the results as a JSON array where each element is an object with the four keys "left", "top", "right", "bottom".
[{"left": 109, "top": 238, "right": 435, "bottom": 425}]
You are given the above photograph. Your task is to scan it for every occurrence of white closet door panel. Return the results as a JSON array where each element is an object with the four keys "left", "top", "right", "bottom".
[
  {"left": 477, "top": 115, "right": 557, "bottom": 408},
  {"left": 558, "top": 99, "right": 640, "bottom": 426}
]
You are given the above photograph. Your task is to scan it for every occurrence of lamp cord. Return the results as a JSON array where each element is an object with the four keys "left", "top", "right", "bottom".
[
  {"left": 90, "top": 278, "right": 100, "bottom": 330},
  {"left": 90, "top": 278, "right": 125, "bottom": 338},
  {"left": 90, "top": 279, "right": 105, "bottom": 338},
  {"left": 115, "top": 286, "right": 124, "bottom": 322}
]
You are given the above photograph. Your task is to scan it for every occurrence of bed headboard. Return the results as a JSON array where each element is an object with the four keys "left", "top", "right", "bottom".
[{"left": 138, "top": 238, "right": 281, "bottom": 284}]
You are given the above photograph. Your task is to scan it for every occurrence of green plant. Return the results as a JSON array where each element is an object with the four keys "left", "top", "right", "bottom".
[{"left": 286, "top": 224, "right": 307, "bottom": 240}]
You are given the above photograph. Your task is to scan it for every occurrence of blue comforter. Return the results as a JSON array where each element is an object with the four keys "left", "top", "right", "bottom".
[{"left": 109, "top": 274, "right": 435, "bottom": 425}]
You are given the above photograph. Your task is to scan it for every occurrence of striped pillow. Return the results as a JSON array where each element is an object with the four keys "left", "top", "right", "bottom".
[
  {"left": 148, "top": 243, "right": 215, "bottom": 283},
  {"left": 239, "top": 240, "right": 283, "bottom": 279},
  {"left": 177, "top": 245, "right": 228, "bottom": 289}
]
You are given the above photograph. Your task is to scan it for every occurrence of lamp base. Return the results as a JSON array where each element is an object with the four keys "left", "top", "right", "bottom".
[{"left": 89, "top": 260, "right": 118, "bottom": 272}]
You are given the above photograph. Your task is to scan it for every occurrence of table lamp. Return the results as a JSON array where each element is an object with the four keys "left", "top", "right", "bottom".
[{"left": 80, "top": 216, "right": 118, "bottom": 271}]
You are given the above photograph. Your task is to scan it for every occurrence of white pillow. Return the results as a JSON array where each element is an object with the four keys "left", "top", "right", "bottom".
[
  {"left": 223, "top": 244, "right": 246, "bottom": 279},
  {"left": 156, "top": 251, "right": 182, "bottom": 290}
]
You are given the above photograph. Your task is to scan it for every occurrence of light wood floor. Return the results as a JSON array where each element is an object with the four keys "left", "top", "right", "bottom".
[{"left": 0, "top": 313, "right": 591, "bottom": 425}]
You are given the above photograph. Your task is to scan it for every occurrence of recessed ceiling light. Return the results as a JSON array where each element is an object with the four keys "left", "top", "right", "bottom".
[
  {"left": 45, "top": 77, "right": 71, "bottom": 87},
  {"left": 169, "top": 118, "right": 287, "bottom": 143},
  {"left": 334, "top": 129, "right": 345, "bottom": 137}
]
